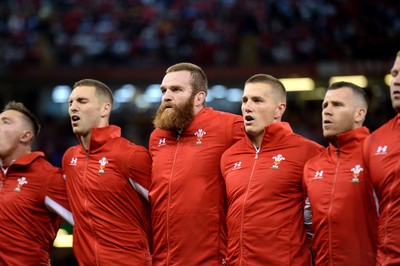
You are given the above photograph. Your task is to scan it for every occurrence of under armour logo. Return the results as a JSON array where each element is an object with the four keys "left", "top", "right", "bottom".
[
  {"left": 158, "top": 138, "right": 166, "bottom": 146},
  {"left": 313, "top": 170, "right": 324, "bottom": 179},
  {"left": 375, "top": 145, "right": 388, "bottom": 155},
  {"left": 70, "top": 158, "right": 78, "bottom": 165},
  {"left": 233, "top": 161, "right": 242, "bottom": 170}
]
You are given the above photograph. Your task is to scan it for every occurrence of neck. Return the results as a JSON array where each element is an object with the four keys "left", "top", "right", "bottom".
[
  {"left": 193, "top": 106, "right": 204, "bottom": 116},
  {"left": 1, "top": 147, "right": 31, "bottom": 166},
  {"left": 80, "top": 134, "right": 90, "bottom": 150},
  {"left": 0, "top": 160, "right": 15, "bottom": 173},
  {"left": 252, "top": 135, "right": 262, "bottom": 148},
  {"left": 326, "top": 136, "right": 338, "bottom": 147}
]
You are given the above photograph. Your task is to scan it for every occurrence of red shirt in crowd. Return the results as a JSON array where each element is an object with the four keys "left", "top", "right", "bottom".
[
  {"left": 63, "top": 125, "right": 152, "bottom": 265},
  {"left": 304, "top": 127, "right": 378, "bottom": 265},
  {"left": 149, "top": 108, "right": 243, "bottom": 265},
  {"left": 364, "top": 114, "right": 400, "bottom": 265},
  {"left": 0, "top": 152, "right": 69, "bottom": 265},
  {"left": 221, "top": 122, "right": 324, "bottom": 265}
]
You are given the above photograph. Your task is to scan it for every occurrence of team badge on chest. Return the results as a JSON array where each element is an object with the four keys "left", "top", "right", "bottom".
[
  {"left": 98, "top": 157, "right": 109, "bottom": 174},
  {"left": 350, "top": 164, "right": 363, "bottom": 183},
  {"left": 272, "top": 154, "right": 285, "bottom": 170},
  {"left": 14, "top": 177, "right": 28, "bottom": 192},
  {"left": 194, "top": 128, "right": 206, "bottom": 145}
]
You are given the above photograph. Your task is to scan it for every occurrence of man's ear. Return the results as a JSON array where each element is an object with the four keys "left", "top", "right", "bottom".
[
  {"left": 274, "top": 103, "right": 287, "bottom": 120},
  {"left": 194, "top": 91, "right": 206, "bottom": 107},
  {"left": 101, "top": 102, "right": 112, "bottom": 118},
  {"left": 354, "top": 107, "right": 367, "bottom": 124},
  {"left": 20, "top": 130, "right": 33, "bottom": 144}
]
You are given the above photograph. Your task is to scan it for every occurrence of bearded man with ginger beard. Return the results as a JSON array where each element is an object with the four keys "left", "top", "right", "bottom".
[{"left": 149, "top": 62, "right": 243, "bottom": 265}]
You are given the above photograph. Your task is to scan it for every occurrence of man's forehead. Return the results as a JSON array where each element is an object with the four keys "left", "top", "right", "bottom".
[
  {"left": 0, "top": 109, "right": 22, "bottom": 119},
  {"left": 243, "top": 83, "right": 273, "bottom": 95},
  {"left": 162, "top": 71, "right": 191, "bottom": 85},
  {"left": 324, "top": 88, "right": 352, "bottom": 101},
  {"left": 70, "top": 86, "right": 96, "bottom": 98}
]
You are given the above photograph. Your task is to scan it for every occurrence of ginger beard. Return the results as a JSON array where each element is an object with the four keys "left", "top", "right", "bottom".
[{"left": 153, "top": 94, "right": 195, "bottom": 131}]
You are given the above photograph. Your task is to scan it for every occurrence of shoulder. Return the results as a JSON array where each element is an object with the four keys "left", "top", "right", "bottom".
[
  {"left": 150, "top": 128, "right": 165, "bottom": 139},
  {"left": 304, "top": 149, "right": 327, "bottom": 165},
  {"left": 110, "top": 137, "right": 149, "bottom": 153},
  {"left": 222, "top": 138, "right": 246, "bottom": 156},
  {"left": 287, "top": 134, "right": 325, "bottom": 161},
  {"left": 371, "top": 118, "right": 396, "bottom": 137},
  {"left": 32, "top": 156, "right": 62, "bottom": 177},
  {"left": 207, "top": 109, "right": 242, "bottom": 120},
  {"left": 64, "top": 145, "right": 80, "bottom": 155},
  {"left": 62, "top": 145, "right": 80, "bottom": 162},
  {"left": 291, "top": 133, "right": 323, "bottom": 148},
  {"left": 365, "top": 118, "right": 393, "bottom": 146}
]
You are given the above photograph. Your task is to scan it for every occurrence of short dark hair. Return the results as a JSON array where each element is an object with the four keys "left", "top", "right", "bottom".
[
  {"left": 166, "top": 62, "right": 208, "bottom": 97},
  {"left": 245, "top": 74, "right": 287, "bottom": 103},
  {"left": 3, "top": 101, "right": 41, "bottom": 138},
  {"left": 327, "top": 81, "right": 368, "bottom": 109},
  {"left": 73, "top": 78, "right": 114, "bottom": 105}
]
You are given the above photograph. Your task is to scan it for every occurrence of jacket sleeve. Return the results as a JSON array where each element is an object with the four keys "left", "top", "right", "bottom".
[
  {"left": 362, "top": 137, "right": 380, "bottom": 214},
  {"left": 226, "top": 114, "right": 244, "bottom": 147},
  {"left": 303, "top": 159, "right": 314, "bottom": 246},
  {"left": 43, "top": 167, "right": 73, "bottom": 225},
  {"left": 128, "top": 145, "right": 152, "bottom": 190},
  {"left": 305, "top": 142, "right": 325, "bottom": 164}
]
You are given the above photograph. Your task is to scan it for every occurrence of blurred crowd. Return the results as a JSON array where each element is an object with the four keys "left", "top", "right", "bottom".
[
  {"left": 0, "top": 0, "right": 398, "bottom": 166},
  {"left": 1, "top": 0, "right": 400, "bottom": 68}
]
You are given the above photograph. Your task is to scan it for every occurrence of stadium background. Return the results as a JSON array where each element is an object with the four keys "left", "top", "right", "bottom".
[{"left": 0, "top": 1, "right": 399, "bottom": 264}]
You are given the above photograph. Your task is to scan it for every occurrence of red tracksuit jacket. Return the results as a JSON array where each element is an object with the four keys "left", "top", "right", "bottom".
[
  {"left": 220, "top": 122, "right": 324, "bottom": 265},
  {"left": 304, "top": 127, "right": 378, "bottom": 265},
  {"left": 0, "top": 152, "right": 69, "bottom": 265},
  {"left": 149, "top": 107, "right": 243, "bottom": 265},
  {"left": 62, "top": 125, "right": 152, "bottom": 266},
  {"left": 364, "top": 114, "right": 400, "bottom": 266}
]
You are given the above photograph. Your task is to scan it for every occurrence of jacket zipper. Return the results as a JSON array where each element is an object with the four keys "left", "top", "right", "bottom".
[
  {"left": 0, "top": 164, "right": 13, "bottom": 191},
  {"left": 238, "top": 146, "right": 259, "bottom": 265},
  {"left": 166, "top": 133, "right": 181, "bottom": 265},
  {"left": 83, "top": 150, "right": 100, "bottom": 265},
  {"left": 328, "top": 148, "right": 340, "bottom": 266}
]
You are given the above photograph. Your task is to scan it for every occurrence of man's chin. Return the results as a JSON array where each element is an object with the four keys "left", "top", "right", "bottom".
[
  {"left": 244, "top": 125, "right": 255, "bottom": 134},
  {"left": 72, "top": 127, "right": 82, "bottom": 135}
]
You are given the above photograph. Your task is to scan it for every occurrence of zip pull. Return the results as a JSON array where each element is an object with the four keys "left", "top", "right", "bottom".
[
  {"left": 255, "top": 146, "right": 260, "bottom": 159},
  {"left": 176, "top": 129, "right": 183, "bottom": 142},
  {"left": 86, "top": 150, "right": 89, "bottom": 160}
]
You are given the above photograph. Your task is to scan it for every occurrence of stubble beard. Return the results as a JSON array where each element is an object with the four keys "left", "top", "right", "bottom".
[{"left": 153, "top": 96, "right": 195, "bottom": 131}]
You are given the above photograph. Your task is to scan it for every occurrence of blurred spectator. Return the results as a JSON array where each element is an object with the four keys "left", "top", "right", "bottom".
[{"left": 0, "top": 0, "right": 399, "bottom": 67}]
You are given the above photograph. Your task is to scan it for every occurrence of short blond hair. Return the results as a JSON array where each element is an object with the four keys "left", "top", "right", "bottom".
[
  {"left": 73, "top": 78, "right": 113, "bottom": 105},
  {"left": 245, "top": 74, "right": 287, "bottom": 103},
  {"left": 166, "top": 62, "right": 208, "bottom": 98},
  {"left": 3, "top": 101, "right": 41, "bottom": 139}
]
